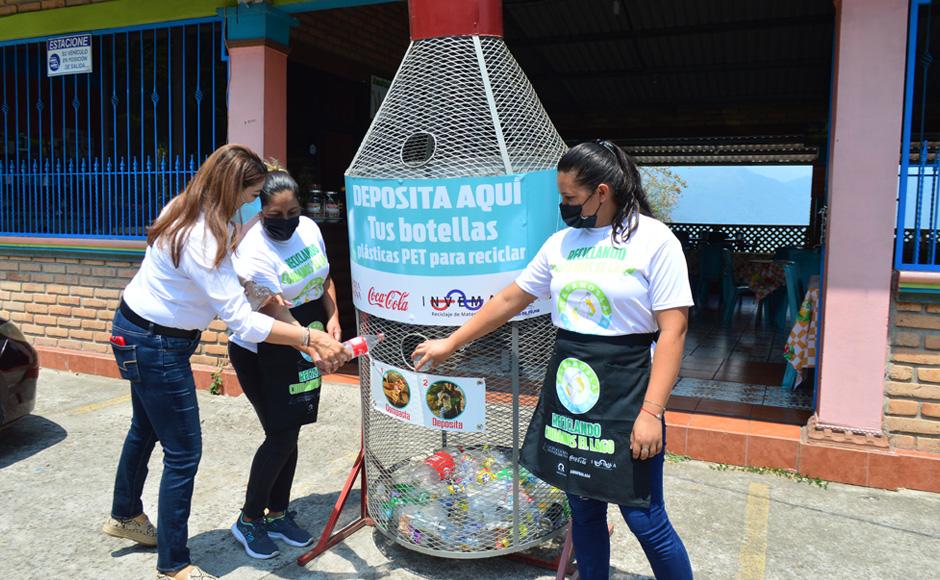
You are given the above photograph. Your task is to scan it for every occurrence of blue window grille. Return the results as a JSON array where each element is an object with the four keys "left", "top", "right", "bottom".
[
  {"left": 896, "top": 0, "right": 939, "bottom": 269},
  {"left": 0, "top": 18, "right": 227, "bottom": 239}
]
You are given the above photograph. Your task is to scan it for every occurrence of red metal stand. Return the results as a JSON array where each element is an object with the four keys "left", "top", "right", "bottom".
[
  {"left": 297, "top": 446, "right": 374, "bottom": 567},
  {"left": 505, "top": 524, "right": 577, "bottom": 578}
]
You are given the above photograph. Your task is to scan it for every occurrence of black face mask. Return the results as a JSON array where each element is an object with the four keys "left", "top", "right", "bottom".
[
  {"left": 559, "top": 190, "right": 602, "bottom": 228},
  {"left": 262, "top": 214, "right": 300, "bottom": 241}
]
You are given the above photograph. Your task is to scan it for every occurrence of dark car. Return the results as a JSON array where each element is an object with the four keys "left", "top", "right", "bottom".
[{"left": 0, "top": 317, "right": 38, "bottom": 427}]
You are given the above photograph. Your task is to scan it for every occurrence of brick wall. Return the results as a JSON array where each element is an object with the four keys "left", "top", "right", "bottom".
[
  {"left": 0, "top": 0, "right": 110, "bottom": 17},
  {"left": 885, "top": 298, "right": 940, "bottom": 453},
  {"left": 0, "top": 253, "right": 231, "bottom": 368}
]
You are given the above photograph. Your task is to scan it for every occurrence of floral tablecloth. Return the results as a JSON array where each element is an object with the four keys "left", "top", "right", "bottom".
[
  {"left": 735, "top": 260, "right": 786, "bottom": 302},
  {"left": 783, "top": 278, "right": 820, "bottom": 386}
]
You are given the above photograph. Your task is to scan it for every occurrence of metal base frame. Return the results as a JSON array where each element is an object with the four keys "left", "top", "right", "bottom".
[{"left": 296, "top": 446, "right": 374, "bottom": 567}]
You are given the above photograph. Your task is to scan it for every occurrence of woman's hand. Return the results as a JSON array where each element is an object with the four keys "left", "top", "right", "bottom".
[
  {"left": 630, "top": 411, "right": 663, "bottom": 461},
  {"left": 327, "top": 317, "right": 342, "bottom": 342},
  {"left": 310, "top": 330, "right": 349, "bottom": 374},
  {"left": 412, "top": 338, "right": 458, "bottom": 371}
]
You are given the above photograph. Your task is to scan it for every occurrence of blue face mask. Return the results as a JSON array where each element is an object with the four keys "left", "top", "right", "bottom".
[{"left": 232, "top": 197, "right": 262, "bottom": 225}]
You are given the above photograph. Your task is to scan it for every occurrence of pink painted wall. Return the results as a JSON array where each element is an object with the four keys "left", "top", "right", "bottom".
[
  {"left": 818, "top": 0, "right": 909, "bottom": 432},
  {"left": 227, "top": 44, "right": 288, "bottom": 164}
]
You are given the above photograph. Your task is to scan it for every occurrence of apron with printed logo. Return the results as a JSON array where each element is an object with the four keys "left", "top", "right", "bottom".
[
  {"left": 256, "top": 299, "right": 326, "bottom": 431},
  {"left": 520, "top": 328, "right": 656, "bottom": 508}
]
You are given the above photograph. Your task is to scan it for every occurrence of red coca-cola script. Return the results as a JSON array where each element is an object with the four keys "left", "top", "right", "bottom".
[{"left": 367, "top": 287, "right": 410, "bottom": 311}]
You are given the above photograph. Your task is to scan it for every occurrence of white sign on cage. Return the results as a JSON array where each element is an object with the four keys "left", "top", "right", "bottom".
[{"left": 370, "top": 361, "right": 486, "bottom": 433}]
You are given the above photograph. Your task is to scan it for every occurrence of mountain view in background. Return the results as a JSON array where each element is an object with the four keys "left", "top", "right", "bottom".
[{"left": 667, "top": 166, "right": 812, "bottom": 225}]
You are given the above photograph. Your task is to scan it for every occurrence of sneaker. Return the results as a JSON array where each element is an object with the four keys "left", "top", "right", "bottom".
[
  {"left": 102, "top": 513, "right": 157, "bottom": 546},
  {"left": 156, "top": 565, "right": 218, "bottom": 579},
  {"left": 231, "top": 513, "right": 279, "bottom": 559},
  {"left": 265, "top": 510, "right": 314, "bottom": 547}
]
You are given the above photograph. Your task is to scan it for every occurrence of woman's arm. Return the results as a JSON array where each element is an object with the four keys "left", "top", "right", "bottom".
[
  {"left": 412, "top": 283, "right": 536, "bottom": 370},
  {"left": 322, "top": 277, "right": 342, "bottom": 341},
  {"left": 631, "top": 306, "right": 689, "bottom": 460}
]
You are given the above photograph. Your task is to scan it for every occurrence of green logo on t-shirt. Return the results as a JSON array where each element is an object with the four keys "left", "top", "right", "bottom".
[
  {"left": 557, "top": 281, "right": 613, "bottom": 331},
  {"left": 556, "top": 358, "right": 600, "bottom": 414},
  {"left": 281, "top": 244, "right": 328, "bottom": 286}
]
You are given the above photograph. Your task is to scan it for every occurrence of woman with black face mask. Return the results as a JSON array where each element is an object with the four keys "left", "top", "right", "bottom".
[
  {"left": 413, "top": 141, "right": 694, "bottom": 580},
  {"left": 226, "top": 164, "right": 343, "bottom": 560}
]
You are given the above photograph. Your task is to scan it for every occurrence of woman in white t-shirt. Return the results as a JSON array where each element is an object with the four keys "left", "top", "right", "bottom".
[
  {"left": 413, "top": 141, "right": 694, "bottom": 579},
  {"left": 103, "top": 145, "right": 348, "bottom": 580},
  {"left": 226, "top": 168, "right": 342, "bottom": 560}
]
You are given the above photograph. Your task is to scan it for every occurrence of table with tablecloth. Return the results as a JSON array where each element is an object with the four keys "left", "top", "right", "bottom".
[
  {"left": 686, "top": 250, "right": 786, "bottom": 302},
  {"left": 783, "top": 276, "right": 820, "bottom": 387}
]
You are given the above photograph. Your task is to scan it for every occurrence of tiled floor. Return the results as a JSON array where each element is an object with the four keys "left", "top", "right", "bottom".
[
  {"left": 673, "top": 378, "right": 813, "bottom": 409},
  {"left": 678, "top": 295, "right": 815, "bottom": 414}
]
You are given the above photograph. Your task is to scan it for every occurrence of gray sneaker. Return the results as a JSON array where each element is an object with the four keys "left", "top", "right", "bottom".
[
  {"left": 231, "top": 513, "right": 280, "bottom": 559},
  {"left": 265, "top": 511, "right": 314, "bottom": 547}
]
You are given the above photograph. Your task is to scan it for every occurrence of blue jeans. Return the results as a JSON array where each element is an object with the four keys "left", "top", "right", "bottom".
[
  {"left": 109, "top": 308, "right": 202, "bottom": 573},
  {"left": 567, "top": 437, "right": 693, "bottom": 580}
]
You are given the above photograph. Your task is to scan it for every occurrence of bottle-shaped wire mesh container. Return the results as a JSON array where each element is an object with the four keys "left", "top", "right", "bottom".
[{"left": 345, "top": 0, "right": 569, "bottom": 558}]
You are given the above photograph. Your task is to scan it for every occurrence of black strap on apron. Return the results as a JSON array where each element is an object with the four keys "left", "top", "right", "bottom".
[
  {"left": 255, "top": 299, "right": 326, "bottom": 430},
  {"left": 520, "top": 328, "right": 657, "bottom": 508}
]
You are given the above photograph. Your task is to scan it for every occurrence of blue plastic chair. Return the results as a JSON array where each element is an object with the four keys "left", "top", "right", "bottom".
[
  {"left": 695, "top": 243, "right": 726, "bottom": 309},
  {"left": 720, "top": 249, "right": 754, "bottom": 324},
  {"left": 781, "top": 261, "right": 801, "bottom": 328},
  {"left": 789, "top": 248, "right": 821, "bottom": 297}
]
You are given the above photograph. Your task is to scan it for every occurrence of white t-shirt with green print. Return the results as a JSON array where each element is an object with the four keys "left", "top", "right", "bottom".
[
  {"left": 230, "top": 216, "right": 330, "bottom": 352},
  {"left": 515, "top": 214, "right": 693, "bottom": 336}
]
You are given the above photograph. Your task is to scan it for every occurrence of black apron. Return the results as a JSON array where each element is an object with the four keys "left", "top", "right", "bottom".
[
  {"left": 520, "top": 328, "right": 656, "bottom": 508},
  {"left": 255, "top": 299, "right": 326, "bottom": 431}
]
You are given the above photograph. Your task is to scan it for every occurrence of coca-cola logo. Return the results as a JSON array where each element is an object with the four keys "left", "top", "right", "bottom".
[{"left": 367, "top": 287, "right": 410, "bottom": 311}]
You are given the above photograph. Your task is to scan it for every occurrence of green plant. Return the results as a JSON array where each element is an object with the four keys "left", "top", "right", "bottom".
[
  {"left": 640, "top": 166, "right": 686, "bottom": 223},
  {"left": 710, "top": 463, "right": 829, "bottom": 489},
  {"left": 209, "top": 358, "right": 227, "bottom": 396},
  {"left": 665, "top": 452, "right": 692, "bottom": 463}
]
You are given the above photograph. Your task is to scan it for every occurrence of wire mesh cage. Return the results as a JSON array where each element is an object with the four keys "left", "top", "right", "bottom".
[
  {"left": 348, "top": 36, "right": 567, "bottom": 179},
  {"left": 359, "top": 311, "right": 570, "bottom": 558},
  {"left": 347, "top": 34, "right": 569, "bottom": 557}
]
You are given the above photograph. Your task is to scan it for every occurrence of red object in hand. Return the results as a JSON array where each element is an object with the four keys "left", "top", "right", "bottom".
[{"left": 109, "top": 335, "right": 126, "bottom": 346}]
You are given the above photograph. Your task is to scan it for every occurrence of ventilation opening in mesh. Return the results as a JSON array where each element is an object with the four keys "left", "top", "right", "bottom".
[
  {"left": 400, "top": 132, "right": 437, "bottom": 167},
  {"left": 399, "top": 332, "right": 429, "bottom": 370}
]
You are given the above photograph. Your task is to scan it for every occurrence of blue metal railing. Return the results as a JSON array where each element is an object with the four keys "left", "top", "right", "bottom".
[
  {"left": 0, "top": 19, "right": 226, "bottom": 239},
  {"left": 896, "top": 0, "right": 938, "bottom": 269}
]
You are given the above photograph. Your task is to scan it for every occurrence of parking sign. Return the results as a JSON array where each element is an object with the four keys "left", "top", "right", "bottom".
[{"left": 47, "top": 34, "right": 92, "bottom": 77}]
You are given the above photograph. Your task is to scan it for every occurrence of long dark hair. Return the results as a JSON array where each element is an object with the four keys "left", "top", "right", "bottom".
[
  {"left": 558, "top": 140, "right": 653, "bottom": 244},
  {"left": 260, "top": 161, "right": 299, "bottom": 205},
  {"left": 148, "top": 144, "right": 267, "bottom": 267}
]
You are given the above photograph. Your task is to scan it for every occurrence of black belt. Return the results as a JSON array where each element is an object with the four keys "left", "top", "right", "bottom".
[{"left": 119, "top": 300, "right": 201, "bottom": 339}]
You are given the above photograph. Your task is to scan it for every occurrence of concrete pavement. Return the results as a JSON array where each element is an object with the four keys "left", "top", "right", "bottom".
[{"left": 1, "top": 369, "right": 939, "bottom": 579}]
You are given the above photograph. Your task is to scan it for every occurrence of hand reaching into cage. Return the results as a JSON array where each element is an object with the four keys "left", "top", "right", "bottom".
[
  {"left": 412, "top": 283, "right": 537, "bottom": 371},
  {"left": 412, "top": 337, "right": 458, "bottom": 371}
]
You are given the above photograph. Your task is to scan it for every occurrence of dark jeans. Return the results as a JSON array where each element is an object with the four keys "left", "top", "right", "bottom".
[
  {"left": 229, "top": 342, "right": 302, "bottom": 520},
  {"left": 109, "top": 308, "right": 202, "bottom": 573},
  {"left": 567, "top": 428, "right": 693, "bottom": 580}
]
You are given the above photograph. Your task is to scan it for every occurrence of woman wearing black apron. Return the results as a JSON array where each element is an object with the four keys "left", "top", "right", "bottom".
[
  {"left": 227, "top": 167, "right": 343, "bottom": 559},
  {"left": 413, "top": 141, "right": 694, "bottom": 579}
]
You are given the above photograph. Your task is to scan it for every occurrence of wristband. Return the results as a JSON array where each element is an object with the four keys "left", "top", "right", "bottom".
[
  {"left": 644, "top": 399, "right": 665, "bottom": 410},
  {"left": 640, "top": 407, "right": 662, "bottom": 420},
  {"left": 302, "top": 328, "right": 310, "bottom": 348}
]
